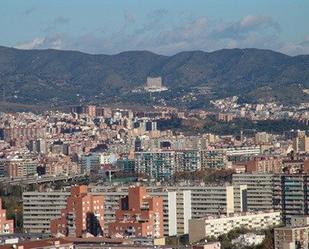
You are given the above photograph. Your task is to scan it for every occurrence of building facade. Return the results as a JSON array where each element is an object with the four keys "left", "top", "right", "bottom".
[
  {"left": 50, "top": 185, "right": 104, "bottom": 237},
  {"left": 108, "top": 186, "right": 164, "bottom": 238},
  {"left": 273, "top": 174, "right": 309, "bottom": 224},
  {"left": 232, "top": 173, "right": 274, "bottom": 211},
  {"left": 23, "top": 190, "right": 70, "bottom": 233},
  {"left": 189, "top": 211, "right": 281, "bottom": 243}
]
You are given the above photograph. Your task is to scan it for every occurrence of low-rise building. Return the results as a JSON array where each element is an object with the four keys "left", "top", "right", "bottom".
[
  {"left": 189, "top": 211, "right": 281, "bottom": 243},
  {"left": 274, "top": 226, "right": 309, "bottom": 249}
]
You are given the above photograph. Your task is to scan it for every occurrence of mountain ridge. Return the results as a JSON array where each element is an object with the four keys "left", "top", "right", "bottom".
[{"left": 0, "top": 45, "right": 308, "bottom": 109}]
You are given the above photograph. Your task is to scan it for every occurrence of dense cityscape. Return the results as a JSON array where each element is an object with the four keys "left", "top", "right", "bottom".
[
  {"left": 1, "top": 1, "right": 309, "bottom": 249},
  {"left": 0, "top": 100, "right": 308, "bottom": 248}
]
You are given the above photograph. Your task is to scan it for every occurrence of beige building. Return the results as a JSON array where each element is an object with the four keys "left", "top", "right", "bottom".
[
  {"left": 189, "top": 211, "right": 281, "bottom": 243},
  {"left": 274, "top": 216, "right": 309, "bottom": 249},
  {"left": 293, "top": 135, "right": 309, "bottom": 153},
  {"left": 274, "top": 226, "right": 309, "bottom": 249},
  {"left": 255, "top": 132, "right": 270, "bottom": 144},
  {"left": 23, "top": 190, "right": 70, "bottom": 233}
]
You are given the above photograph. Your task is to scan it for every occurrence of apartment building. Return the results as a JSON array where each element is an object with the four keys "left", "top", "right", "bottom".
[
  {"left": 200, "top": 150, "right": 227, "bottom": 170},
  {"left": 135, "top": 151, "right": 176, "bottom": 180},
  {"left": 293, "top": 135, "right": 309, "bottom": 153},
  {"left": 274, "top": 226, "right": 309, "bottom": 249},
  {"left": 95, "top": 184, "right": 237, "bottom": 236},
  {"left": 79, "top": 153, "right": 100, "bottom": 174},
  {"left": 147, "top": 188, "right": 191, "bottom": 236},
  {"left": 0, "top": 157, "right": 38, "bottom": 177},
  {"left": 175, "top": 150, "right": 201, "bottom": 172},
  {"left": 233, "top": 184, "right": 248, "bottom": 213},
  {"left": 23, "top": 190, "right": 70, "bottom": 233},
  {"left": 189, "top": 211, "right": 281, "bottom": 243},
  {"left": 108, "top": 186, "right": 164, "bottom": 238},
  {"left": 0, "top": 198, "right": 14, "bottom": 234},
  {"left": 93, "top": 186, "right": 191, "bottom": 237},
  {"left": 274, "top": 216, "right": 309, "bottom": 249},
  {"left": 134, "top": 150, "right": 201, "bottom": 180},
  {"left": 273, "top": 174, "right": 309, "bottom": 223},
  {"left": 50, "top": 185, "right": 104, "bottom": 237},
  {"left": 24, "top": 184, "right": 241, "bottom": 237},
  {"left": 223, "top": 146, "right": 261, "bottom": 157},
  {"left": 221, "top": 146, "right": 261, "bottom": 162},
  {"left": 169, "top": 185, "right": 235, "bottom": 218},
  {"left": 246, "top": 156, "right": 282, "bottom": 174},
  {"left": 232, "top": 173, "right": 274, "bottom": 211}
]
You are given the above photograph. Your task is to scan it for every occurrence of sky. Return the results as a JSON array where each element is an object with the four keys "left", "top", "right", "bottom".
[{"left": 1, "top": 0, "right": 309, "bottom": 55}]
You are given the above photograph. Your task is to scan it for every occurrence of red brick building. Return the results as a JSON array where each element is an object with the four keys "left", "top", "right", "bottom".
[
  {"left": 108, "top": 186, "right": 163, "bottom": 238},
  {"left": 50, "top": 185, "right": 104, "bottom": 237},
  {"left": 246, "top": 156, "right": 282, "bottom": 173},
  {"left": 0, "top": 198, "right": 14, "bottom": 234}
]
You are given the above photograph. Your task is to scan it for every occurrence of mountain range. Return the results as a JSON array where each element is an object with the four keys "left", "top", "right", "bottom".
[{"left": 0, "top": 45, "right": 308, "bottom": 110}]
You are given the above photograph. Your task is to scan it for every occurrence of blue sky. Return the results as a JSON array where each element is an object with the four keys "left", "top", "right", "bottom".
[{"left": 1, "top": 0, "right": 309, "bottom": 55}]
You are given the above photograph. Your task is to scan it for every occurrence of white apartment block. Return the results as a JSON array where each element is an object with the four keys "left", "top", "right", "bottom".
[
  {"left": 166, "top": 185, "right": 235, "bottom": 218},
  {"left": 222, "top": 146, "right": 261, "bottom": 156},
  {"left": 23, "top": 191, "right": 70, "bottom": 233},
  {"left": 189, "top": 211, "right": 281, "bottom": 243}
]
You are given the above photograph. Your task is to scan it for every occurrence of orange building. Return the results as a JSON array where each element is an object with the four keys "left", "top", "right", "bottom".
[
  {"left": 50, "top": 185, "right": 104, "bottom": 237},
  {"left": 0, "top": 198, "right": 14, "bottom": 234},
  {"left": 108, "top": 186, "right": 163, "bottom": 238}
]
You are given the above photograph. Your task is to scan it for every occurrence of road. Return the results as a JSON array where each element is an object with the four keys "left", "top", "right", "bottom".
[{"left": 0, "top": 173, "right": 88, "bottom": 186}]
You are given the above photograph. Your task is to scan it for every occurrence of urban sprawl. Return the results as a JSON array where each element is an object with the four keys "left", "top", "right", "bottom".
[{"left": 0, "top": 102, "right": 309, "bottom": 249}]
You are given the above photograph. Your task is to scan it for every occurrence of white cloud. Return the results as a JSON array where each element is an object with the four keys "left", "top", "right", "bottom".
[
  {"left": 15, "top": 37, "right": 45, "bottom": 49},
  {"left": 239, "top": 15, "right": 278, "bottom": 30},
  {"left": 15, "top": 34, "right": 66, "bottom": 50},
  {"left": 13, "top": 15, "right": 309, "bottom": 56},
  {"left": 280, "top": 36, "right": 309, "bottom": 55}
]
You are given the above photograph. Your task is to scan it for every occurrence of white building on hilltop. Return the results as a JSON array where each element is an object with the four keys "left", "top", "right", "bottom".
[{"left": 144, "top": 77, "right": 168, "bottom": 92}]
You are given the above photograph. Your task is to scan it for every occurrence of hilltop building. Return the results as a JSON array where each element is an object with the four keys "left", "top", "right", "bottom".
[{"left": 144, "top": 77, "right": 168, "bottom": 92}]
